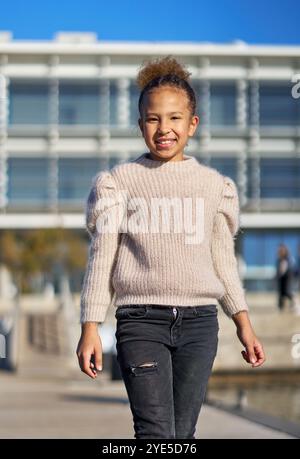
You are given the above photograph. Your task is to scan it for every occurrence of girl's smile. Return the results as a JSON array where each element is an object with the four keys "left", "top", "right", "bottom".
[{"left": 155, "top": 138, "right": 177, "bottom": 149}]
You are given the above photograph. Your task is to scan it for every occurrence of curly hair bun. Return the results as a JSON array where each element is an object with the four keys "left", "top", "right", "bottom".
[{"left": 136, "top": 55, "right": 192, "bottom": 90}]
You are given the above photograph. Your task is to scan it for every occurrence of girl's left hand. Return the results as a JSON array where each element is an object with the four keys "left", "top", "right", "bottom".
[{"left": 236, "top": 326, "right": 266, "bottom": 368}]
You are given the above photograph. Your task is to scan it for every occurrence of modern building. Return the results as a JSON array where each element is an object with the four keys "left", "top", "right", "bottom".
[{"left": 0, "top": 30, "right": 300, "bottom": 291}]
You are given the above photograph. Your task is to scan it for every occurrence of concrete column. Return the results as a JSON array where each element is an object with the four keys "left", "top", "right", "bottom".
[
  {"left": 237, "top": 150, "right": 248, "bottom": 207},
  {"left": 236, "top": 79, "right": 247, "bottom": 129},
  {"left": 250, "top": 79, "right": 260, "bottom": 129},
  {"left": 48, "top": 152, "right": 59, "bottom": 213},
  {"left": 98, "top": 127, "right": 110, "bottom": 170},
  {"left": 116, "top": 78, "right": 130, "bottom": 127},
  {"left": 248, "top": 57, "right": 260, "bottom": 128},
  {"left": 49, "top": 76, "right": 59, "bottom": 126},
  {"left": 48, "top": 57, "right": 60, "bottom": 213},
  {"left": 0, "top": 58, "right": 8, "bottom": 211},
  {"left": 249, "top": 131, "right": 261, "bottom": 211},
  {"left": 99, "top": 79, "right": 110, "bottom": 126},
  {"left": 97, "top": 56, "right": 110, "bottom": 127},
  {"left": 48, "top": 105, "right": 59, "bottom": 213},
  {"left": 198, "top": 80, "right": 211, "bottom": 165}
]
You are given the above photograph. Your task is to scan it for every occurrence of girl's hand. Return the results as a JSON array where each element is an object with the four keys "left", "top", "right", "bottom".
[
  {"left": 236, "top": 325, "right": 266, "bottom": 368},
  {"left": 76, "top": 324, "right": 103, "bottom": 379},
  {"left": 232, "top": 311, "right": 266, "bottom": 368}
]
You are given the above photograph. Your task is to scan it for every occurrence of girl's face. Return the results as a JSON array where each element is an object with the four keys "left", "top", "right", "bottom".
[{"left": 138, "top": 86, "right": 199, "bottom": 161}]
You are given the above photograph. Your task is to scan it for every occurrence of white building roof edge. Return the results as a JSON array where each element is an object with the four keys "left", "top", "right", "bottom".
[{"left": 0, "top": 34, "right": 300, "bottom": 56}]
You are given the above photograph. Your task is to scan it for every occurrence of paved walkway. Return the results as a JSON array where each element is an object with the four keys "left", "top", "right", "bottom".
[
  {"left": 0, "top": 309, "right": 296, "bottom": 439},
  {"left": 0, "top": 357, "right": 295, "bottom": 439}
]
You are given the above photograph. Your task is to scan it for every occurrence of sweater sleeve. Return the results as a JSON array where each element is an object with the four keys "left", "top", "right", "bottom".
[
  {"left": 80, "top": 170, "right": 121, "bottom": 324},
  {"left": 211, "top": 176, "right": 249, "bottom": 318}
]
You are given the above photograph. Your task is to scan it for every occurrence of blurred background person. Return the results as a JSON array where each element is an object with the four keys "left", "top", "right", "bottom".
[
  {"left": 275, "top": 244, "right": 297, "bottom": 312},
  {"left": 293, "top": 243, "right": 300, "bottom": 292}
]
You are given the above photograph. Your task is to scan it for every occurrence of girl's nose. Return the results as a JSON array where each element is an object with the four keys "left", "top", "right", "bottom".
[{"left": 158, "top": 125, "right": 171, "bottom": 134}]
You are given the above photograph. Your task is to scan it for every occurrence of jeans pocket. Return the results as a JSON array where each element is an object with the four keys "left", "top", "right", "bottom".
[
  {"left": 194, "top": 305, "right": 218, "bottom": 318},
  {"left": 115, "top": 305, "right": 148, "bottom": 319}
]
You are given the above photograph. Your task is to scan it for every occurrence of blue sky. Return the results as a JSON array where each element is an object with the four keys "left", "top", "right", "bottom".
[{"left": 1, "top": 0, "right": 300, "bottom": 44}]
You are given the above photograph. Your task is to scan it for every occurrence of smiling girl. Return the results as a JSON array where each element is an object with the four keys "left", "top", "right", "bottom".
[{"left": 77, "top": 56, "right": 266, "bottom": 439}]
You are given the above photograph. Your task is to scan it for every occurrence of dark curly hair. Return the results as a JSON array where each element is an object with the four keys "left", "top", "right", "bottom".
[{"left": 136, "top": 55, "right": 197, "bottom": 117}]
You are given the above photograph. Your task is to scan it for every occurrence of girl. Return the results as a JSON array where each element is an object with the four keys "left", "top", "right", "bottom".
[{"left": 76, "top": 56, "right": 266, "bottom": 439}]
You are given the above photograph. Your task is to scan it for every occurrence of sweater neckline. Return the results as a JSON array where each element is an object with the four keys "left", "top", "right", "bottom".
[{"left": 136, "top": 152, "right": 198, "bottom": 170}]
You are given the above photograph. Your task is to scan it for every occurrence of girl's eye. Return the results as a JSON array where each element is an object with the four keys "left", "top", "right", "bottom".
[{"left": 146, "top": 117, "right": 181, "bottom": 121}]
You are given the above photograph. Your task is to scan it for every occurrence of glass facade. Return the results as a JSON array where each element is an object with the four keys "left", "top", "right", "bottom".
[
  {"left": 8, "top": 79, "right": 299, "bottom": 129},
  {"left": 210, "top": 83, "right": 236, "bottom": 126},
  {"left": 58, "top": 158, "right": 101, "bottom": 201},
  {"left": 7, "top": 157, "right": 49, "bottom": 204},
  {"left": 242, "top": 230, "right": 300, "bottom": 291},
  {"left": 5, "top": 78, "right": 300, "bottom": 205},
  {"left": 109, "top": 80, "right": 118, "bottom": 126},
  {"left": 108, "top": 156, "right": 124, "bottom": 169},
  {"left": 59, "top": 82, "right": 100, "bottom": 125},
  {"left": 193, "top": 80, "right": 208, "bottom": 126},
  {"left": 9, "top": 82, "right": 50, "bottom": 125},
  {"left": 12, "top": 154, "right": 300, "bottom": 206},
  {"left": 209, "top": 157, "right": 238, "bottom": 181},
  {"left": 260, "top": 157, "right": 300, "bottom": 198},
  {"left": 129, "top": 81, "right": 140, "bottom": 127},
  {"left": 259, "top": 82, "right": 300, "bottom": 126}
]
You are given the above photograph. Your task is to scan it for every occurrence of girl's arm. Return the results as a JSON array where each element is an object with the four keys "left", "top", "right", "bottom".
[
  {"left": 80, "top": 170, "right": 121, "bottom": 324},
  {"left": 211, "top": 176, "right": 249, "bottom": 317},
  {"left": 211, "top": 176, "right": 266, "bottom": 368},
  {"left": 77, "top": 170, "right": 121, "bottom": 378}
]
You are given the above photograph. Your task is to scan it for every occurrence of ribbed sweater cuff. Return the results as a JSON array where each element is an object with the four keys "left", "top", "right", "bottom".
[
  {"left": 219, "top": 294, "right": 249, "bottom": 318},
  {"left": 80, "top": 303, "right": 110, "bottom": 324}
]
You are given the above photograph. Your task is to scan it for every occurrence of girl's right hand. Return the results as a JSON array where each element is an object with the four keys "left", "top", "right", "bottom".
[{"left": 76, "top": 326, "right": 103, "bottom": 379}]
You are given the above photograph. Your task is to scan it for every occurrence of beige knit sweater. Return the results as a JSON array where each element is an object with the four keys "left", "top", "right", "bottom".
[{"left": 80, "top": 152, "right": 249, "bottom": 324}]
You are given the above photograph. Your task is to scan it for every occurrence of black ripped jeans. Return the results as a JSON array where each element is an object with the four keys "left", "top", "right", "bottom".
[{"left": 115, "top": 304, "right": 219, "bottom": 439}]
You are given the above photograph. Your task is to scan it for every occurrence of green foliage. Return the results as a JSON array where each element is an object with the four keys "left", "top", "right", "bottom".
[{"left": 0, "top": 228, "right": 88, "bottom": 293}]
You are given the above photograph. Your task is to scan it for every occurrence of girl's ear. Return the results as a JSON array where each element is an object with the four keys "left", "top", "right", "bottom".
[{"left": 188, "top": 115, "right": 200, "bottom": 137}]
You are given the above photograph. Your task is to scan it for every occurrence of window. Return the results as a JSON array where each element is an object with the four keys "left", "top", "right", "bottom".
[
  {"left": 193, "top": 80, "right": 209, "bottom": 126},
  {"left": 108, "top": 156, "right": 124, "bottom": 168},
  {"left": 129, "top": 81, "right": 140, "bottom": 126},
  {"left": 9, "top": 82, "right": 50, "bottom": 125},
  {"left": 109, "top": 81, "right": 118, "bottom": 126},
  {"left": 260, "top": 157, "right": 300, "bottom": 198},
  {"left": 7, "top": 157, "right": 49, "bottom": 204},
  {"left": 210, "top": 157, "right": 238, "bottom": 182},
  {"left": 242, "top": 230, "right": 300, "bottom": 291},
  {"left": 259, "top": 82, "right": 299, "bottom": 126},
  {"left": 210, "top": 83, "right": 236, "bottom": 126},
  {"left": 58, "top": 158, "right": 100, "bottom": 201},
  {"left": 243, "top": 230, "right": 300, "bottom": 271},
  {"left": 59, "top": 82, "right": 100, "bottom": 124}
]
